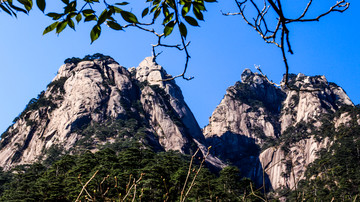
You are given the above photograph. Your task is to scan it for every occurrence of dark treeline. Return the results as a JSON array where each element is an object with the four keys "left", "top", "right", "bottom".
[{"left": 0, "top": 145, "right": 262, "bottom": 201}]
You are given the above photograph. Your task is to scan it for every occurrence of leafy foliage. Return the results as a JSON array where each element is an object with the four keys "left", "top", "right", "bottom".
[
  {"left": 64, "top": 53, "right": 111, "bottom": 65},
  {"left": 20, "top": 0, "right": 214, "bottom": 43},
  {"left": 47, "top": 76, "right": 68, "bottom": 94},
  {"left": 231, "top": 81, "right": 284, "bottom": 114},
  {"left": 3, "top": 91, "right": 58, "bottom": 131},
  {"left": 68, "top": 88, "right": 155, "bottom": 152}
]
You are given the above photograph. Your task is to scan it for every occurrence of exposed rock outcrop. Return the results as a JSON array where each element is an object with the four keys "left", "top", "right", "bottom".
[
  {"left": 203, "top": 69, "right": 353, "bottom": 189},
  {"left": 0, "top": 55, "right": 223, "bottom": 170},
  {"left": 0, "top": 55, "right": 356, "bottom": 191}
]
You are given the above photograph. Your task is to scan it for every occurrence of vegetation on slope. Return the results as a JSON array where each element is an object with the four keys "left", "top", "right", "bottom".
[
  {"left": 284, "top": 105, "right": 360, "bottom": 201},
  {"left": 0, "top": 146, "right": 262, "bottom": 201}
]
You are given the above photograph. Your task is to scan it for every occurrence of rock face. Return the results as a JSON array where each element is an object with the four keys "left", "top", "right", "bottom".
[
  {"left": 203, "top": 69, "right": 353, "bottom": 190},
  {"left": 0, "top": 55, "right": 356, "bottom": 191},
  {"left": 0, "top": 55, "right": 222, "bottom": 170}
]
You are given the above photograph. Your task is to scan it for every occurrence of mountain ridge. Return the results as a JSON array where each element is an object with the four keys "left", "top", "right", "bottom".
[
  {"left": 203, "top": 67, "right": 355, "bottom": 189},
  {"left": 1, "top": 54, "right": 359, "bottom": 194},
  {"left": 0, "top": 54, "right": 223, "bottom": 170}
]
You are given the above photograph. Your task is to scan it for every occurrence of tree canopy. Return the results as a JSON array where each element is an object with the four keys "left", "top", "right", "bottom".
[{"left": 0, "top": 146, "right": 263, "bottom": 201}]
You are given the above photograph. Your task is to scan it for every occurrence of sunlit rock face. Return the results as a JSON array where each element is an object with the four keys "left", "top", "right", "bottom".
[
  {"left": 0, "top": 56, "right": 223, "bottom": 170},
  {"left": 204, "top": 69, "right": 353, "bottom": 189}
]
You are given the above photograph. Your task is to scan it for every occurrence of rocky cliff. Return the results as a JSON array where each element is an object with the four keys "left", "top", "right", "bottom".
[
  {"left": 1, "top": 55, "right": 358, "bottom": 192},
  {"left": 204, "top": 69, "right": 354, "bottom": 190},
  {"left": 0, "top": 54, "right": 222, "bottom": 170}
]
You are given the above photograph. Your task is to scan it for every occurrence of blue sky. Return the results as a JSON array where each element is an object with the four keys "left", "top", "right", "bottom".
[{"left": 0, "top": 1, "right": 359, "bottom": 133}]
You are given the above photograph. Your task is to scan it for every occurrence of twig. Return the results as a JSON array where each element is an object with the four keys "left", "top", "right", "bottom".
[
  {"left": 286, "top": 0, "right": 350, "bottom": 23},
  {"left": 122, "top": 2, "right": 194, "bottom": 82},
  {"left": 181, "top": 147, "right": 211, "bottom": 202},
  {"left": 161, "top": 176, "right": 169, "bottom": 201},
  {"left": 249, "top": 182, "right": 267, "bottom": 201},
  {"left": 224, "top": 0, "right": 350, "bottom": 87},
  {"left": 180, "top": 148, "right": 200, "bottom": 202},
  {"left": 76, "top": 170, "right": 99, "bottom": 202},
  {"left": 122, "top": 173, "right": 144, "bottom": 201}
]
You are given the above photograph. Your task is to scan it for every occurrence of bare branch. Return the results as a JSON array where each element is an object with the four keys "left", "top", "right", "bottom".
[
  {"left": 295, "top": 0, "right": 313, "bottom": 21},
  {"left": 120, "top": 2, "right": 194, "bottom": 82},
  {"left": 76, "top": 170, "right": 99, "bottom": 202},
  {"left": 122, "top": 173, "right": 144, "bottom": 201},
  {"left": 181, "top": 147, "right": 211, "bottom": 202},
  {"left": 180, "top": 148, "right": 200, "bottom": 202},
  {"left": 287, "top": 0, "right": 350, "bottom": 23},
  {"left": 224, "top": 0, "right": 349, "bottom": 88},
  {"left": 223, "top": 0, "right": 281, "bottom": 47}
]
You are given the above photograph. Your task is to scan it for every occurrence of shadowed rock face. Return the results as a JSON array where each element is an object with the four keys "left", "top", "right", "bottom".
[
  {"left": 0, "top": 56, "right": 223, "bottom": 170},
  {"left": 204, "top": 69, "right": 354, "bottom": 189}
]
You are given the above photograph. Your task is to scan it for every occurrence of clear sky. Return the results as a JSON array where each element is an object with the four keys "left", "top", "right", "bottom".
[{"left": 0, "top": 1, "right": 359, "bottom": 134}]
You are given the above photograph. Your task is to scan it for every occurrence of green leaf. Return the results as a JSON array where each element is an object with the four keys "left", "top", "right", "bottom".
[
  {"left": 184, "top": 16, "right": 198, "bottom": 26},
  {"left": 0, "top": 4, "right": 13, "bottom": 16},
  {"left": 4, "top": 3, "right": 17, "bottom": 17},
  {"left": 142, "top": 7, "right": 149, "bottom": 18},
  {"left": 153, "top": 0, "right": 161, "bottom": 5},
  {"left": 90, "top": 25, "right": 101, "bottom": 43},
  {"left": 167, "top": 0, "right": 176, "bottom": 9},
  {"left": 36, "top": 0, "right": 45, "bottom": 12},
  {"left": 64, "top": 1, "right": 76, "bottom": 13},
  {"left": 75, "top": 13, "right": 82, "bottom": 23},
  {"left": 43, "top": 22, "right": 59, "bottom": 35},
  {"left": 61, "top": 0, "right": 69, "bottom": 5},
  {"left": 47, "top": 12, "right": 64, "bottom": 20},
  {"left": 193, "top": 6, "right": 204, "bottom": 21},
  {"left": 82, "top": 9, "right": 95, "bottom": 16},
  {"left": 115, "top": 2, "right": 129, "bottom": 5},
  {"left": 193, "top": 2, "right": 206, "bottom": 11},
  {"left": 67, "top": 12, "right": 77, "bottom": 19},
  {"left": 18, "top": 0, "right": 33, "bottom": 11},
  {"left": 153, "top": 7, "right": 161, "bottom": 20},
  {"left": 181, "top": 3, "right": 190, "bottom": 17},
  {"left": 84, "top": 15, "right": 97, "bottom": 22},
  {"left": 162, "top": 12, "right": 173, "bottom": 25},
  {"left": 56, "top": 20, "right": 68, "bottom": 34},
  {"left": 150, "top": 5, "right": 158, "bottom": 13},
  {"left": 110, "top": 6, "right": 122, "bottom": 13},
  {"left": 8, "top": 3, "right": 28, "bottom": 14},
  {"left": 179, "top": 22, "right": 187, "bottom": 38},
  {"left": 97, "top": 9, "right": 108, "bottom": 25},
  {"left": 179, "top": 0, "right": 186, "bottom": 5},
  {"left": 107, "top": 21, "right": 122, "bottom": 30},
  {"left": 162, "top": 4, "right": 169, "bottom": 16},
  {"left": 120, "top": 11, "right": 138, "bottom": 23},
  {"left": 164, "top": 20, "right": 175, "bottom": 37},
  {"left": 68, "top": 18, "right": 75, "bottom": 30}
]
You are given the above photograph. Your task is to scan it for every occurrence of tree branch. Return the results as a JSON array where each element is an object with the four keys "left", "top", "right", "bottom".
[{"left": 224, "top": 0, "right": 350, "bottom": 88}]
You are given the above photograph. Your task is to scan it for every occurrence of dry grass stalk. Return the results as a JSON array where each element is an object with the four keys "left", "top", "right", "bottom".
[
  {"left": 180, "top": 147, "right": 211, "bottom": 202},
  {"left": 76, "top": 170, "right": 99, "bottom": 202}
]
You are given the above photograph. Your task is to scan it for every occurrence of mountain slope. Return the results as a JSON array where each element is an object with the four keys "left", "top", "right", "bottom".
[
  {"left": 1, "top": 55, "right": 358, "bottom": 195},
  {"left": 203, "top": 69, "right": 355, "bottom": 190},
  {"left": 0, "top": 54, "right": 222, "bottom": 170}
]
